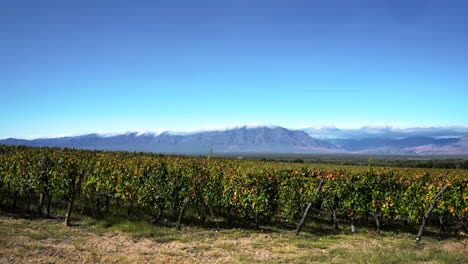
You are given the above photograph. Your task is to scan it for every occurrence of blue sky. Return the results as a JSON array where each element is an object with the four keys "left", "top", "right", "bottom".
[{"left": 1, "top": 0, "right": 468, "bottom": 139}]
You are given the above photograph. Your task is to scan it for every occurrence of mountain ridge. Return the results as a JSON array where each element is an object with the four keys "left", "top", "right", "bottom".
[
  {"left": 1, "top": 126, "right": 467, "bottom": 155},
  {"left": 0, "top": 126, "right": 338, "bottom": 154}
]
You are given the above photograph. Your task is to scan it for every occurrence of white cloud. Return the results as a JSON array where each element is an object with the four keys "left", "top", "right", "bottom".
[
  {"left": 303, "top": 124, "right": 468, "bottom": 139},
  {"left": 6, "top": 123, "right": 468, "bottom": 140},
  {"left": 166, "top": 123, "right": 269, "bottom": 135}
]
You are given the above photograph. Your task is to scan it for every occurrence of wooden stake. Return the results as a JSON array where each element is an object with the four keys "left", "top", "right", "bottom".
[
  {"left": 295, "top": 178, "right": 325, "bottom": 236},
  {"left": 416, "top": 185, "right": 449, "bottom": 242}
]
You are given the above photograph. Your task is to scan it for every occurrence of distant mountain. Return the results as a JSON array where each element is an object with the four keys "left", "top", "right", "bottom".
[
  {"left": 0, "top": 126, "right": 338, "bottom": 154},
  {"left": 302, "top": 124, "right": 468, "bottom": 155},
  {"left": 320, "top": 136, "right": 467, "bottom": 155},
  {"left": 404, "top": 135, "right": 468, "bottom": 155},
  {"left": 303, "top": 124, "right": 468, "bottom": 140},
  {"left": 2, "top": 126, "right": 467, "bottom": 155},
  {"left": 327, "top": 137, "right": 459, "bottom": 151}
]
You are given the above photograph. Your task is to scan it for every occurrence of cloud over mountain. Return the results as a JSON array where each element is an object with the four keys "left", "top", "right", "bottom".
[
  {"left": 2, "top": 124, "right": 468, "bottom": 155},
  {"left": 304, "top": 124, "right": 468, "bottom": 139}
]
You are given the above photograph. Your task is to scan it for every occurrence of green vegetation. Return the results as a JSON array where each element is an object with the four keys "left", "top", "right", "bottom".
[
  {"left": 0, "top": 145, "right": 466, "bottom": 234},
  {"left": 0, "top": 145, "right": 467, "bottom": 262},
  {"left": 250, "top": 153, "right": 468, "bottom": 169}
]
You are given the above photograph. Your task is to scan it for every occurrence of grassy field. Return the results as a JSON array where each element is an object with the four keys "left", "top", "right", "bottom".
[{"left": 0, "top": 211, "right": 466, "bottom": 264}]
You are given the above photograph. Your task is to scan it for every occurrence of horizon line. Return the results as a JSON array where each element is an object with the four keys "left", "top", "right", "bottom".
[{"left": 2, "top": 122, "right": 468, "bottom": 140}]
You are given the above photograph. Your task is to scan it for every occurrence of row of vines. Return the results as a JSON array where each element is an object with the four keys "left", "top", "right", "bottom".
[{"left": 0, "top": 145, "right": 466, "bottom": 239}]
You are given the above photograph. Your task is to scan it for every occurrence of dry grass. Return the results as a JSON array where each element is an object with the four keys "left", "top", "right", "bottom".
[{"left": 0, "top": 214, "right": 466, "bottom": 264}]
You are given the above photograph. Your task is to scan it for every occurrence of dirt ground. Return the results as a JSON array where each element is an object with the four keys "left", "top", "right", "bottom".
[{"left": 0, "top": 215, "right": 466, "bottom": 264}]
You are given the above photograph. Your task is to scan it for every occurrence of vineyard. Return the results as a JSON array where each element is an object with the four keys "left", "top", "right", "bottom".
[{"left": 0, "top": 145, "right": 467, "bottom": 241}]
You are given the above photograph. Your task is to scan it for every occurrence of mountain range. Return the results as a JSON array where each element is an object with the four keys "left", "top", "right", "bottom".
[{"left": 1, "top": 126, "right": 467, "bottom": 155}]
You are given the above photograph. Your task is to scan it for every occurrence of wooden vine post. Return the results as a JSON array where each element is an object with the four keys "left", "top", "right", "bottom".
[
  {"left": 176, "top": 200, "right": 190, "bottom": 231},
  {"left": 295, "top": 178, "right": 325, "bottom": 236},
  {"left": 415, "top": 185, "right": 449, "bottom": 242},
  {"left": 369, "top": 212, "right": 381, "bottom": 234},
  {"left": 65, "top": 170, "right": 84, "bottom": 226}
]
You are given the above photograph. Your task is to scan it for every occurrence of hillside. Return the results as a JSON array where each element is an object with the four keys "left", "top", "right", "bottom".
[
  {"left": 2, "top": 126, "right": 468, "bottom": 155},
  {"left": 0, "top": 126, "right": 338, "bottom": 154}
]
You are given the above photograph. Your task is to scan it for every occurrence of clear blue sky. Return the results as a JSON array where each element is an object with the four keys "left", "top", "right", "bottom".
[{"left": 1, "top": 0, "right": 467, "bottom": 138}]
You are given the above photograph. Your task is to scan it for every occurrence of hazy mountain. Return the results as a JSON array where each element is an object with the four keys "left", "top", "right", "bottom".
[
  {"left": 0, "top": 126, "right": 338, "bottom": 154},
  {"left": 322, "top": 136, "right": 468, "bottom": 155},
  {"left": 355, "top": 147, "right": 417, "bottom": 155},
  {"left": 404, "top": 135, "right": 468, "bottom": 155},
  {"left": 327, "top": 137, "right": 459, "bottom": 151},
  {"left": 2, "top": 126, "right": 467, "bottom": 155},
  {"left": 303, "top": 124, "right": 468, "bottom": 139},
  {"left": 303, "top": 125, "right": 468, "bottom": 155}
]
